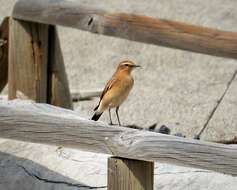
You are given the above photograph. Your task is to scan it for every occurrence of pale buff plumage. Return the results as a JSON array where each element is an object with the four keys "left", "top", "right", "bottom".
[{"left": 91, "top": 60, "right": 140, "bottom": 125}]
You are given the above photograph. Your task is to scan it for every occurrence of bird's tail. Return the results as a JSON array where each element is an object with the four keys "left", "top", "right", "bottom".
[
  {"left": 91, "top": 112, "right": 103, "bottom": 121},
  {"left": 93, "top": 104, "right": 99, "bottom": 111}
]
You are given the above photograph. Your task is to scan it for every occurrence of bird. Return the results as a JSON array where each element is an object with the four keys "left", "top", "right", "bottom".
[{"left": 91, "top": 60, "right": 141, "bottom": 126}]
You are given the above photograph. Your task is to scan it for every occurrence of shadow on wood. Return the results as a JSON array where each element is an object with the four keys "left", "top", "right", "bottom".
[
  {"left": 47, "top": 26, "right": 73, "bottom": 109},
  {"left": 0, "top": 17, "right": 9, "bottom": 92}
]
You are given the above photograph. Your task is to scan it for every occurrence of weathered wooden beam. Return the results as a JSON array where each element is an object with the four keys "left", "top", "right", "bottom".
[
  {"left": 71, "top": 89, "right": 102, "bottom": 101},
  {"left": 0, "top": 17, "right": 9, "bottom": 92},
  {"left": 48, "top": 25, "right": 73, "bottom": 109},
  {"left": 8, "top": 18, "right": 49, "bottom": 102},
  {"left": 13, "top": 0, "right": 237, "bottom": 59},
  {"left": 108, "top": 157, "right": 154, "bottom": 190},
  {"left": 0, "top": 100, "right": 237, "bottom": 176}
]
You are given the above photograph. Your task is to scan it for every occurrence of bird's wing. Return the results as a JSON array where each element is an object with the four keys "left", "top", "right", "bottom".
[
  {"left": 101, "top": 77, "right": 117, "bottom": 99},
  {"left": 94, "top": 77, "right": 118, "bottom": 111}
]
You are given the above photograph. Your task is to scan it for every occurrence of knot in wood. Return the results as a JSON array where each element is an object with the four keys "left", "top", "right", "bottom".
[{"left": 0, "top": 39, "right": 7, "bottom": 47}]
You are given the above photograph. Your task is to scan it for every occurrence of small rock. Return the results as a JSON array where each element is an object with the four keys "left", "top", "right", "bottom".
[
  {"left": 174, "top": 133, "right": 186, "bottom": 138},
  {"left": 158, "top": 125, "right": 171, "bottom": 135},
  {"left": 148, "top": 123, "right": 157, "bottom": 131}
]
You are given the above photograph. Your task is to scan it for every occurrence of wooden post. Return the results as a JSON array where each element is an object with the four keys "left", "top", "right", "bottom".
[
  {"left": 108, "top": 157, "right": 154, "bottom": 190},
  {"left": 8, "top": 18, "right": 72, "bottom": 108},
  {"left": 0, "top": 17, "right": 9, "bottom": 92},
  {"left": 8, "top": 18, "right": 49, "bottom": 102},
  {"left": 47, "top": 25, "right": 73, "bottom": 109}
]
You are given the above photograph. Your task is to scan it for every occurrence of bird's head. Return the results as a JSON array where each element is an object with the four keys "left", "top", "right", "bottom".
[{"left": 117, "top": 60, "right": 141, "bottom": 73}]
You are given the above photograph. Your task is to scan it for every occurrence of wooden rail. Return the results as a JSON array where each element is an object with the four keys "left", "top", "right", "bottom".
[
  {"left": 0, "top": 100, "right": 237, "bottom": 176},
  {"left": 71, "top": 89, "right": 102, "bottom": 101},
  {"left": 13, "top": 0, "right": 237, "bottom": 59}
]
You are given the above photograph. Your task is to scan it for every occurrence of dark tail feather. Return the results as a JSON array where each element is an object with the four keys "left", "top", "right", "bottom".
[
  {"left": 94, "top": 105, "right": 99, "bottom": 111},
  {"left": 91, "top": 112, "right": 103, "bottom": 121}
]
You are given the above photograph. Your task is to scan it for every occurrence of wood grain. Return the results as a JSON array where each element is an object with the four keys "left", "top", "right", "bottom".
[
  {"left": 8, "top": 18, "right": 49, "bottom": 102},
  {"left": 13, "top": 0, "right": 237, "bottom": 59},
  {"left": 108, "top": 157, "right": 153, "bottom": 190},
  {"left": 48, "top": 25, "right": 73, "bottom": 109},
  {"left": 0, "top": 17, "right": 9, "bottom": 92},
  {"left": 0, "top": 100, "right": 237, "bottom": 176}
]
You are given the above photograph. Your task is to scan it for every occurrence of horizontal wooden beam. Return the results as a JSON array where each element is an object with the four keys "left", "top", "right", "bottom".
[
  {"left": 71, "top": 89, "right": 102, "bottom": 101},
  {"left": 0, "top": 100, "right": 237, "bottom": 176},
  {"left": 13, "top": 0, "right": 237, "bottom": 59}
]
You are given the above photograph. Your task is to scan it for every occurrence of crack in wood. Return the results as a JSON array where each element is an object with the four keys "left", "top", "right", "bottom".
[
  {"left": 88, "top": 17, "right": 93, "bottom": 26},
  {"left": 155, "top": 170, "right": 213, "bottom": 175}
]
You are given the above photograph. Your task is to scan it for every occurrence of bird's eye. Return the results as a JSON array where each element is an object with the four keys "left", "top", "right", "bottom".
[{"left": 125, "top": 64, "right": 129, "bottom": 66}]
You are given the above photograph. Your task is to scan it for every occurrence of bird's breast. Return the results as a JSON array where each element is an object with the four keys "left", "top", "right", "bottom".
[{"left": 109, "top": 76, "right": 134, "bottom": 107}]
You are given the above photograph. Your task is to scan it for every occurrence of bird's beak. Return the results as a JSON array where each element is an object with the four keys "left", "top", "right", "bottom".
[{"left": 133, "top": 64, "right": 141, "bottom": 68}]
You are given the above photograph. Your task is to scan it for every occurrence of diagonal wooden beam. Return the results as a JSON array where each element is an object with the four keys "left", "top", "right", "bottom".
[{"left": 13, "top": 0, "right": 237, "bottom": 59}]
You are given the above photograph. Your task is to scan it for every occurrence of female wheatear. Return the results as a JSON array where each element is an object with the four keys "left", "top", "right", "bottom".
[{"left": 91, "top": 60, "right": 140, "bottom": 126}]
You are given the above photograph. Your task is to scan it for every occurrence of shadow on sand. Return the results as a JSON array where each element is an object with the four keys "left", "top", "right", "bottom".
[{"left": 0, "top": 151, "right": 106, "bottom": 190}]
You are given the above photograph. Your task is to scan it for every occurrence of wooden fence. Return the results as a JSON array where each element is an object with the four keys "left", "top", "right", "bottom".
[{"left": 0, "top": 0, "right": 237, "bottom": 189}]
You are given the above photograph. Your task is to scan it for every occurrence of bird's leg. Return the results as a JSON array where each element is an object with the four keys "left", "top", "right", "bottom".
[
  {"left": 116, "top": 107, "right": 121, "bottom": 126},
  {"left": 108, "top": 108, "right": 113, "bottom": 125}
]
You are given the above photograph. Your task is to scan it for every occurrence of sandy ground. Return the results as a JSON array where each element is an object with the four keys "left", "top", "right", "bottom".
[{"left": 1, "top": 0, "right": 237, "bottom": 189}]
